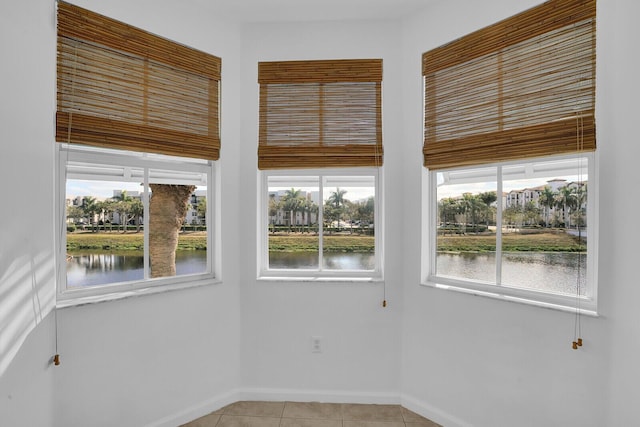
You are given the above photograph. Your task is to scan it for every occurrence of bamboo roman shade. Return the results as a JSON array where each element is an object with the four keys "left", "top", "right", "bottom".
[
  {"left": 56, "top": 2, "right": 221, "bottom": 160},
  {"left": 422, "top": 0, "right": 596, "bottom": 170},
  {"left": 258, "top": 59, "right": 383, "bottom": 169}
]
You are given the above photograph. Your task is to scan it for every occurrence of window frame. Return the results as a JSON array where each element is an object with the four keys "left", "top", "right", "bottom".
[
  {"left": 258, "top": 167, "right": 384, "bottom": 281},
  {"left": 56, "top": 144, "right": 219, "bottom": 307},
  {"left": 422, "top": 152, "right": 598, "bottom": 315}
]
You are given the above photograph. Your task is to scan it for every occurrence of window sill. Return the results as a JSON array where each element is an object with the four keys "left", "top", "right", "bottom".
[
  {"left": 56, "top": 276, "right": 221, "bottom": 309},
  {"left": 257, "top": 275, "right": 383, "bottom": 283},
  {"left": 421, "top": 278, "right": 598, "bottom": 317}
]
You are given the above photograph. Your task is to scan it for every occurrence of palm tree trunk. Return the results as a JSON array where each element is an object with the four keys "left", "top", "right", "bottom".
[{"left": 149, "top": 184, "right": 195, "bottom": 278}]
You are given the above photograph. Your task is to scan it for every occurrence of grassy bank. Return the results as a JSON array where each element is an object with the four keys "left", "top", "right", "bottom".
[
  {"left": 66, "top": 231, "right": 207, "bottom": 251},
  {"left": 67, "top": 230, "right": 584, "bottom": 253},
  {"left": 269, "top": 234, "right": 375, "bottom": 252},
  {"left": 438, "top": 231, "right": 585, "bottom": 253}
]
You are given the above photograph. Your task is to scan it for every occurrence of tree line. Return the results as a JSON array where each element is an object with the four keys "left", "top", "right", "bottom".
[
  {"left": 438, "top": 183, "right": 586, "bottom": 233},
  {"left": 66, "top": 190, "right": 207, "bottom": 233},
  {"left": 269, "top": 188, "right": 374, "bottom": 234}
]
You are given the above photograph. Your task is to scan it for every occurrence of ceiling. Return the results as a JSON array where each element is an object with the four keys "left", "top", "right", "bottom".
[{"left": 190, "top": 0, "right": 434, "bottom": 23}]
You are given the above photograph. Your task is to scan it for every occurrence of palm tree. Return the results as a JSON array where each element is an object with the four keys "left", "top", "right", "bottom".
[
  {"left": 538, "top": 186, "right": 556, "bottom": 227},
  {"left": 327, "top": 188, "right": 348, "bottom": 230},
  {"left": 300, "top": 196, "right": 318, "bottom": 233},
  {"left": 478, "top": 191, "right": 497, "bottom": 227},
  {"left": 571, "top": 183, "right": 587, "bottom": 233},
  {"left": 129, "top": 199, "right": 144, "bottom": 232},
  {"left": 81, "top": 196, "right": 99, "bottom": 231},
  {"left": 97, "top": 199, "right": 116, "bottom": 232},
  {"left": 282, "top": 188, "right": 303, "bottom": 231},
  {"left": 112, "top": 190, "right": 134, "bottom": 232},
  {"left": 148, "top": 184, "right": 195, "bottom": 278},
  {"left": 327, "top": 188, "right": 347, "bottom": 209},
  {"left": 555, "top": 186, "right": 577, "bottom": 228}
]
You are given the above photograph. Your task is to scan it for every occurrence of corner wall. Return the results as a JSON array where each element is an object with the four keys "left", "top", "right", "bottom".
[
  {"left": 238, "top": 19, "right": 406, "bottom": 401},
  {"left": 44, "top": 1, "right": 245, "bottom": 426},
  {"left": 596, "top": 0, "right": 640, "bottom": 425},
  {"left": 399, "top": 1, "right": 614, "bottom": 426},
  {"left": 0, "top": 0, "right": 57, "bottom": 424}
]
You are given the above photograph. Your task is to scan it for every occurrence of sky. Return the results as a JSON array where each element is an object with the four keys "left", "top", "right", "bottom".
[{"left": 437, "top": 174, "right": 587, "bottom": 200}]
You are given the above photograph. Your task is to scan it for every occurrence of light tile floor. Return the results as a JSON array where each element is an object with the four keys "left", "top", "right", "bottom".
[{"left": 180, "top": 401, "right": 442, "bottom": 427}]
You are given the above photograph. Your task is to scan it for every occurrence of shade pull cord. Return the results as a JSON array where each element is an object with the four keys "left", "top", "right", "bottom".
[
  {"left": 53, "top": 39, "right": 79, "bottom": 367},
  {"left": 54, "top": 305, "right": 61, "bottom": 365},
  {"left": 374, "top": 112, "right": 386, "bottom": 309},
  {"left": 572, "top": 114, "right": 585, "bottom": 350}
]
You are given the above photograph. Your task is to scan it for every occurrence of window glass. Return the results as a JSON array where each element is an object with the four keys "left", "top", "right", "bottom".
[
  {"left": 66, "top": 175, "right": 145, "bottom": 288},
  {"left": 267, "top": 176, "right": 320, "bottom": 270},
  {"left": 263, "top": 171, "right": 379, "bottom": 277},
  {"left": 435, "top": 166, "right": 497, "bottom": 283},
  {"left": 500, "top": 160, "right": 588, "bottom": 295},
  {"left": 431, "top": 155, "right": 591, "bottom": 304},
  {"left": 61, "top": 146, "right": 213, "bottom": 298},
  {"left": 322, "top": 176, "right": 375, "bottom": 271}
]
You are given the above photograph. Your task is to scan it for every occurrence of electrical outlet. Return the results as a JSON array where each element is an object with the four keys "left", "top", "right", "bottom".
[{"left": 311, "top": 336, "right": 323, "bottom": 353}]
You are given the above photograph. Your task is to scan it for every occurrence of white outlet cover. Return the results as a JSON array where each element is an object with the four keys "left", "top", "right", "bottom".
[{"left": 311, "top": 336, "right": 323, "bottom": 353}]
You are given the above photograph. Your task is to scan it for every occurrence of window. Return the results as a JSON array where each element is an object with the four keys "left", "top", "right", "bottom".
[
  {"left": 257, "top": 59, "right": 384, "bottom": 280},
  {"left": 55, "top": 3, "right": 221, "bottom": 304},
  {"left": 421, "top": 0, "right": 597, "bottom": 311},
  {"left": 259, "top": 169, "right": 382, "bottom": 279},
  {"left": 426, "top": 154, "right": 596, "bottom": 312},
  {"left": 57, "top": 145, "right": 216, "bottom": 302}
]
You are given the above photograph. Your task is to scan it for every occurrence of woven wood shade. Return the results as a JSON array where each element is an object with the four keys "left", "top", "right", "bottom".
[
  {"left": 56, "top": 2, "right": 221, "bottom": 160},
  {"left": 258, "top": 59, "right": 383, "bottom": 170},
  {"left": 422, "top": 0, "right": 596, "bottom": 170}
]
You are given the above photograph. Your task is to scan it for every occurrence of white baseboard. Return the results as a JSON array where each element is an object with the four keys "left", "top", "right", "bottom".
[
  {"left": 238, "top": 387, "right": 402, "bottom": 404},
  {"left": 146, "top": 388, "right": 242, "bottom": 427},
  {"left": 401, "top": 393, "right": 473, "bottom": 427}
]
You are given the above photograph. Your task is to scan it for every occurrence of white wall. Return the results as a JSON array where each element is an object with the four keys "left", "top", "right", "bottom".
[
  {"left": 52, "top": 2, "right": 244, "bottom": 426},
  {"left": 0, "top": 314, "right": 56, "bottom": 427},
  {"left": 399, "top": 1, "right": 635, "bottom": 426},
  {"left": 0, "top": 1, "right": 245, "bottom": 426},
  {"left": 0, "top": 0, "right": 56, "bottom": 424},
  {"left": 597, "top": 0, "right": 640, "bottom": 425},
  {"left": 238, "top": 20, "right": 406, "bottom": 401}
]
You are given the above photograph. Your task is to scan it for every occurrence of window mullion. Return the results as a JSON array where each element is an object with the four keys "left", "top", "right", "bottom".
[
  {"left": 495, "top": 166, "right": 503, "bottom": 286},
  {"left": 143, "top": 167, "right": 150, "bottom": 279},
  {"left": 207, "top": 164, "right": 213, "bottom": 275},
  {"left": 318, "top": 174, "right": 324, "bottom": 271}
]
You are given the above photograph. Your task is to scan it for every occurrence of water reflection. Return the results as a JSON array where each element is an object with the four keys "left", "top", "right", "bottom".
[
  {"left": 437, "top": 252, "right": 586, "bottom": 295},
  {"left": 269, "top": 252, "right": 374, "bottom": 270},
  {"left": 66, "top": 251, "right": 207, "bottom": 288}
]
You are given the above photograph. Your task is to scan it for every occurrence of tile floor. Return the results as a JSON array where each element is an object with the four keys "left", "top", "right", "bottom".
[{"left": 180, "top": 401, "right": 442, "bottom": 427}]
